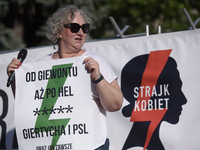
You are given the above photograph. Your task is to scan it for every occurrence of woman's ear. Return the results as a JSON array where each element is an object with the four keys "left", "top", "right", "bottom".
[{"left": 59, "top": 33, "right": 62, "bottom": 39}]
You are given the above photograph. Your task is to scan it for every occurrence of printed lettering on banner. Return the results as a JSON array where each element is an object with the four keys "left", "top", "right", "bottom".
[{"left": 14, "top": 56, "right": 94, "bottom": 150}]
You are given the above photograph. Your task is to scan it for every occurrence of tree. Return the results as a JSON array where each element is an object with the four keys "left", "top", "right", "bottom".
[
  {"left": 0, "top": 0, "right": 111, "bottom": 51},
  {"left": 0, "top": 0, "right": 199, "bottom": 51},
  {"left": 91, "top": 0, "right": 200, "bottom": 38}
]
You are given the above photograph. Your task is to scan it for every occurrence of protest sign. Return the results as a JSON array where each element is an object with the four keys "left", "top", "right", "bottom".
[{"left": 15, "top": 56, "right": 94, "bottom": 150}]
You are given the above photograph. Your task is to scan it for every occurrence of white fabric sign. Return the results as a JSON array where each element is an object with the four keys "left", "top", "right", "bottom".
[
  {"left": 0, "top": 29, "right": 200, "bottom": 150},
  {"left": 14, "top": 56, "right": 94, "bottom": 150}
]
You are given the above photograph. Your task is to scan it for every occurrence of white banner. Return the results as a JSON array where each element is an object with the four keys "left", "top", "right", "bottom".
[
  {"left": 0, "top": 29, "right": 200, "bottom": 150},
  {"left": 15, "top": 56, "right": 93, "bottom": 150}
]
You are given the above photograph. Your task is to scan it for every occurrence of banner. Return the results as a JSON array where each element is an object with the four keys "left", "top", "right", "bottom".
[
  {"left": 0, "top": 29, "right": 200, "bottom": 150},
  {"left": 15, "top": 56, "right": 94, "bottom": 150}
]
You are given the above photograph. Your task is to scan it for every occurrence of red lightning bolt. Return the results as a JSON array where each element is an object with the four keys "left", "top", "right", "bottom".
[{"left": 130, "top": 49, "right": 172, "bottom": 150}]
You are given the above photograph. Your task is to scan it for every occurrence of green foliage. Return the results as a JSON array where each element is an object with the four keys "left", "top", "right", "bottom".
[
  {"left": 104, "top": 0, "right": 200, "bottom": 36},
  {"left": 0, "top": 1, "right": 9, "bottom": 18},
  {"left": 0, "top": 0, "right": 199, "bottom": 51},
  {"left": 0, "top": 24, "right": 26, "bottom": 50}
]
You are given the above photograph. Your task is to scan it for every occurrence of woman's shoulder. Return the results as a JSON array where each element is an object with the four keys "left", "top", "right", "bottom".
[
  {"left": 83, "top": 51, "right": 106, "bottom": 62},
  {"left": 84, "top": 50, "right": 117, "bottom": 83},
  {"left": 83, "top": 50, "right": 102, "bottom": 57}
]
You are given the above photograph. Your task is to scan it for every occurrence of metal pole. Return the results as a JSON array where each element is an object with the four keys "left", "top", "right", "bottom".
[
  {"left": 124, "top": 33, "right": 146, "bottom": 38},
  {"left": 116, "top": 25, "right": 130, "bottom": 37},
  {"left": 189, "top": 18, "right": 200, "bottom": 29},
  {"left": 182, "top": 8, "right": 197, "bottom": 29},
  {"left": 109, "top": 16, "right": 124, "bottom": 38},
  {"left": 157, "top": 26, "right": 161, "bottom": 34},
  {"left": 146, "top": 25, "right": 149, "bottom": 36}
]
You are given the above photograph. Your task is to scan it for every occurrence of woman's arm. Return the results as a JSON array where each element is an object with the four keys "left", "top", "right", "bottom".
[
  {"left": 84, "top": 57, "right": 123, "bottom": 112},
  {"left": 95, "top": 78, "right": 123, "bottom": 112}
]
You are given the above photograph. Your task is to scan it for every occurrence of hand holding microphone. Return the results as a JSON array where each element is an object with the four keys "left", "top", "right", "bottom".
[{"left": 6, "top": 49, "right": 27, "bottom": 87}]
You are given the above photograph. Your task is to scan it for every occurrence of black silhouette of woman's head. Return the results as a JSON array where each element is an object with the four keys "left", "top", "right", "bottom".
[{"left": 121, "top": 54, "right": 187, "bottom": 149}]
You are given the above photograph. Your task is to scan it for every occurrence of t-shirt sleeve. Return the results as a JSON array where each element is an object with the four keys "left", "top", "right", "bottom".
[{"left": 85, "top": 52, "right": 117, "bottom": 84}]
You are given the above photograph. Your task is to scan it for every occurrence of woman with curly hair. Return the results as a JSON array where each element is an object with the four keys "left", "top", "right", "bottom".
[{"left": 7, "top": 5, "right": 123, "bottom": 150}]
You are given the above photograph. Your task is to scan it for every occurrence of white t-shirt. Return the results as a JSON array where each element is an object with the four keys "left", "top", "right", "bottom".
[{"left": 37, "top": 50, "right": 117, "bottom": 149}]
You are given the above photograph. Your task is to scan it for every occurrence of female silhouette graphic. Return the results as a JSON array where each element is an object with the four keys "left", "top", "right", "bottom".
[{"left": 121, "top": 52, "right": 187, "bottom": 150}]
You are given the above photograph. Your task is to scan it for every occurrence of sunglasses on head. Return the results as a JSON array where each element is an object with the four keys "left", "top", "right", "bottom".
[{"left": 64, "top": 23, "right": 90, "bottom": 34}]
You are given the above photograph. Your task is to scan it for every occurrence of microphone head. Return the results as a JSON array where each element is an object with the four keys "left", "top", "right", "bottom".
[{"left": 17, "top": 49, "right": 27, "bottom": 62}]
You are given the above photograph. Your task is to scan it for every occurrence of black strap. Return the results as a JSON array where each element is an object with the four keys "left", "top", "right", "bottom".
[{"left": 92, "top": 73, "right": 104, "bottom": 84}]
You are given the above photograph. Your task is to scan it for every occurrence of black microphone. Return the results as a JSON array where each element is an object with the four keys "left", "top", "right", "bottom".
[{"left": 6, "top": 49, "right": 28, "bottom": 87}]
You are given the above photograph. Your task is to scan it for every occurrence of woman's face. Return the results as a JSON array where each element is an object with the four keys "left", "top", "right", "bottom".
[{"left": 59, "top": 13, "right": 87, "bottom": 53}]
